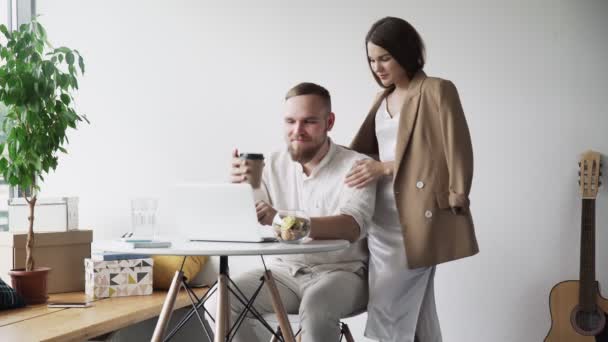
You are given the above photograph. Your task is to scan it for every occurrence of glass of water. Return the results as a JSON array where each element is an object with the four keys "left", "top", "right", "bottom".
[{"left": 131, "top": 198, "right": 158, "bottom": 239}]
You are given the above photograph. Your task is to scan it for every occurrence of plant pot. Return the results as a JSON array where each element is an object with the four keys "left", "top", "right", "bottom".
[{"left": 8, "top": 267, "right": 52, "bottom": 305}]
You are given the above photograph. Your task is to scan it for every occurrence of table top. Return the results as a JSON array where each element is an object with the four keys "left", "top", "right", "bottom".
[
  {"left": 0, "top": 288, "right": 209, "bottom": 341},
  {"left": 95, "top": 238, "right": 350, "bottom": 256}
]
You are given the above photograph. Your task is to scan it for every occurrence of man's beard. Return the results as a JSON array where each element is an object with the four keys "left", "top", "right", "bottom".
[{"left": 288, "top": 137, "right": 326, "bottom": 163}]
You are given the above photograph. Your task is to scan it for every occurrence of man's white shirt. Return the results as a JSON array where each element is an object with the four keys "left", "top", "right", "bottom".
[{"left": 255, "top": 139, "right": 376, "bottom": 275}]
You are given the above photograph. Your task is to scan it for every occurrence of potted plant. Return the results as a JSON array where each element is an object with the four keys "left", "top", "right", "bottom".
[{"left": 0, "top": 19, "right": 87, "bottom": 304}]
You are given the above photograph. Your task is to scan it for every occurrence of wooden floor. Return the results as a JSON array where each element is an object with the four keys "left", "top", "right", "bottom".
[{"left": 0, "top": 287, "right": 209, "bottom": 342}]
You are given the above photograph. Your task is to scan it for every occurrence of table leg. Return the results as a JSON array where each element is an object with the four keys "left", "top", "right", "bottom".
[
  {"left": 151, "top": 270, "right": 183, "bottom": 342},
  {"left": 215, "top": 256, "right": 230, "bottom": 342},
  {"left": 269, "top": 327, "right": 281, "bottom": 342},
  {"left": 264, "top": 270, "right": 296, "bottom": 342}
]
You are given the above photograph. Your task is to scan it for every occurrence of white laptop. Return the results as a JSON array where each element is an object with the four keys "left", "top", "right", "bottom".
[{"left": 172, "top": 183, "right": 277, "bottom": 243}]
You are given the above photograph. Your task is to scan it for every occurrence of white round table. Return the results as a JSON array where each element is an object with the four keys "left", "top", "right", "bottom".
[
  {"left": 96, "top": 238, "right": 350, "bottom": 256},
  {"left": 97, "top": 239, "right": 350, "bottom": 342}
]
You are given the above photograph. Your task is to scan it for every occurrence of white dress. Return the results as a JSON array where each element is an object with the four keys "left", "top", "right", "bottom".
[{"left": 364, "top": 99, "right": 442, "bottom": 342}]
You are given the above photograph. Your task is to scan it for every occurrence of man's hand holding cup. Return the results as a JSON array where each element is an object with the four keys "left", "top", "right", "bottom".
[{"left": 230, "top": 148, "right": 265, "bottom": 189}]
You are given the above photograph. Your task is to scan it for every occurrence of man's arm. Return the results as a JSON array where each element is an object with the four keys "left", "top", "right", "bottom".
[
  {"left": 336, "top": 162, "right": 377, "bottom": 241},
  {"left": 309, "top": 159, "right": 377, "bottom": 243},
  {"left": 231, "top": 148, "right": 273, "bottom": 223},
  {"left": 309, "top": 215, "right": 360, "bottom": 243}
]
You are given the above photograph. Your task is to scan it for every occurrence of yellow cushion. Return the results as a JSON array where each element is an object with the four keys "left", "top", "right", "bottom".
[{"left": 152, "top": 256, "right": 208, "bottom": 290}]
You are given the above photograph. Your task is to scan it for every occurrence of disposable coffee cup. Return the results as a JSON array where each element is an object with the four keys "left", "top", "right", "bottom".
[{"left": 239, "top": 153, "right": 264, "bottom": 189}]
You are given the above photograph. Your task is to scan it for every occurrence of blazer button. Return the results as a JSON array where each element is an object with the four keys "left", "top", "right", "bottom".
[
  {"left": 425, "top": 210, "right": 433, "bottom": 218},
  {"left": 416, "top": 181, "right": 425, "bottom": 189}
]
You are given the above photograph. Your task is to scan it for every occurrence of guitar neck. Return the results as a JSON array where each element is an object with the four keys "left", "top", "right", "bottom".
[{"left": 579, "top": 198, "right": 597, "bottom": 311}]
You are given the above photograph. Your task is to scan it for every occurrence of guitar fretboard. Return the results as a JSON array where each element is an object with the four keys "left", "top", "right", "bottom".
[{"left": 579, "top": 198, "right": 597, "bottom": 312}]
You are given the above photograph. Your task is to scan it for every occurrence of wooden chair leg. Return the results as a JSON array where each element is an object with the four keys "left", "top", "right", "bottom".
[
  {"left": 264, "top": 270, "right": 296, "bottom": 342},
  {"left": 341, "top": 322, "right": 355, "bottom": 342}
]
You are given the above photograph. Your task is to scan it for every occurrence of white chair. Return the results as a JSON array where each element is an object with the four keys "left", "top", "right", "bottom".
[{"left": 262, "top": 310, "right": 362, "bottom": 342}]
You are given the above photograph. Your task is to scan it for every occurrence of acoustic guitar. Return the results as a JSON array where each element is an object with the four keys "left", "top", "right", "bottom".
[{"left": 546, "top": 150, "right": 606, "bottom": 341}]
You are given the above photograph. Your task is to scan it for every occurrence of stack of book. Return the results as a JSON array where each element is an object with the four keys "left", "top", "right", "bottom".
[
  {"left": 117, "top": 239, "right": 172, "bottom": 249},
  {"left": 91, "top": 251, "right": 151, "bottom": 261}
]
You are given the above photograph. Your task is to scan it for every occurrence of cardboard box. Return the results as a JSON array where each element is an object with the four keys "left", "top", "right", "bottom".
[
  {"left": 0, "top": 230, "right": 92, "bottom": 293},
  {"left": 85, "top": 258, "right": 153, "bottom": 298},
  {"left": 8, "top": 197, "right": 79, "bottom": 232}
]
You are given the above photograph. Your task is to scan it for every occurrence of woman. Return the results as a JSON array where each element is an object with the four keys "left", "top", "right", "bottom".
[{"left": 345, "top": 17, "right": 479, "bottom": 342}]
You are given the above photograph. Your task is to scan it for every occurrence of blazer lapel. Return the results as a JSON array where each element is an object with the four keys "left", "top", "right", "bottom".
[{"left": 394, "top": 71, "right": 426, "bottom": 175}]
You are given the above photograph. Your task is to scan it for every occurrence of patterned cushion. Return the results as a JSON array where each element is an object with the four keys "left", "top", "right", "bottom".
[{"left": 0, "top": 277, "right": 25, "bottom": 310}]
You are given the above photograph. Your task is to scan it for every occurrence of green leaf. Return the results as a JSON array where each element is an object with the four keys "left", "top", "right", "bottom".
[
  {"left": 60, "top": 93, "right": 70, "bottom": 105},
  {"left": 35, "top": 22, "right": 47, "bottom": 40},
  {"left": 58, "top": 74, "right": 69, "bottom": 89},
  {"left": 0, "top": 25, "right": 10, "bottom": 39},
  {"left": 65, "top": 52, "right": 74, "bottom": 65},
  {"left": 8, "top": 141, "right": 16, "bottom": 160},
  {"left": 42, "top": 61, "right": 55, "bottom": 76},
  {"left": 70, "top": 75, "right": 79, "bottom": 89},
  {"left": 33, "top": 159, "right": 42, "bottom": 171},
  {"left": 78, "top": 55, "right": 85, "bottom": 74},
  {"left": 35, "top": 40, "right": 44, "bottom": 54},
  {"left": 55, "top": 47, "right": 71, "bottom": 54}
]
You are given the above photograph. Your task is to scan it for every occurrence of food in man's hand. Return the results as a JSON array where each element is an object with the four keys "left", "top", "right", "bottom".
[
  {"left": 281, "top": 216, "right": 297, "bottom": 230},
  {"left": 272, "top": 214, "right": 310, "bottom": 242}
]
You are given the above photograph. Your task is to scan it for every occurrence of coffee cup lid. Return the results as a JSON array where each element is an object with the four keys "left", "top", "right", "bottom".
[{"left": 239, "top": 153, "right": 264, "bottom": 160}]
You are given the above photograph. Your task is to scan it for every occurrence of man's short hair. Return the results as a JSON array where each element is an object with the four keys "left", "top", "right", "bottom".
[{"left": 285, "top": 82, "right": 332, "bottom": 113}]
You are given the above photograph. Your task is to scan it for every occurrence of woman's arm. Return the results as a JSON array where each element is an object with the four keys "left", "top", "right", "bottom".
[
  {"left": 437, "top": 80, "right": 474, "bottom": 212},
  {"left": 345, "top": 160, "right": 394, "bottom": 188}
]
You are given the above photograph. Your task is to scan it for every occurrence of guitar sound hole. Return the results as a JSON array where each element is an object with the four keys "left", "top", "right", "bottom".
[{"left": 571, "top": 305, "right": 607, "bottom": 336}]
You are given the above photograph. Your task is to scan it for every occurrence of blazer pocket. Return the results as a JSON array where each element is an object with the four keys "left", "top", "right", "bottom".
[{"left": 435, "top": 192, "right": 451, "bottom": 209}]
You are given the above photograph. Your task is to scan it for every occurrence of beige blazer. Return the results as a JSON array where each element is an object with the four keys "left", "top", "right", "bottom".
[{"left": 351, "top": 71, "right": 479, "bottom": 268}]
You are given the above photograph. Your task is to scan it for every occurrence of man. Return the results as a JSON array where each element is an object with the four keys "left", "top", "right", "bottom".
[{"left": 205, "top": 82, "right": 376, "bottom": 342}]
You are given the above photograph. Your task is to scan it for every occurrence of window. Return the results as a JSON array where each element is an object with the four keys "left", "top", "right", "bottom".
[{"left": 0, "top": 0, "right": 28, "bottom": 230}]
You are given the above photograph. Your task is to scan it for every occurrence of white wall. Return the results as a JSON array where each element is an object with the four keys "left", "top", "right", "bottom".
[
  {"left": 0, "top": 0, "right": 10, "bottom": 29},
  {"left": 33, "top": 0, "right": 608, "bottom": 341}
]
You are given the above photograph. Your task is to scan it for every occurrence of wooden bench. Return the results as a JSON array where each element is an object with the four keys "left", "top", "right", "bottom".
[{"left": 0, "top": 287, "right": 209, "bottom": 341}]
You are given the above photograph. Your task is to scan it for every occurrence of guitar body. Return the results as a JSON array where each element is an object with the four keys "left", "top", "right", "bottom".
[{"left": 546, "top": 280, "right": 608, "bottom": 342}]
